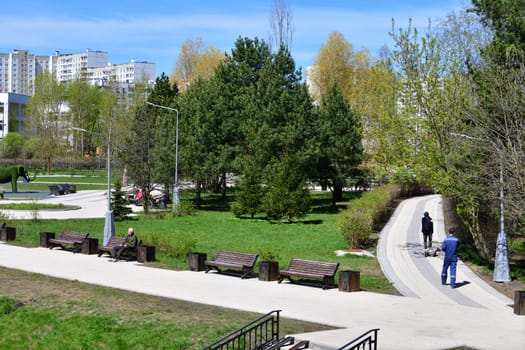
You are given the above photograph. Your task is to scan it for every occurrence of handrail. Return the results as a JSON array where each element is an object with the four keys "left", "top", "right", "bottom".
[
  {"left": 337, "top": 328, "right": 380, "bottom": 350},
  {"left": 202, "top": 310, "right": 281, "bottom": 350}
]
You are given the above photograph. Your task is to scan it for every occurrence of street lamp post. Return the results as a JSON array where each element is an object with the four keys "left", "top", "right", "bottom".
[
  {"left": 450, "top": 132, "right": 511, "bottom": 282},
  {"left": 72, "top": 127, "right": 115, "bottom": 245},
  {"left": 146, "top": 102, "right": 179, "bottom": 214}
]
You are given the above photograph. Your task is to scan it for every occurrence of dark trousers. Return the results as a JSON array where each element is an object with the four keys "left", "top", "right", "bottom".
[
  {"left": 111, "top": 246, "right": 129, "bottom": 259},
  {"left": 441, "top": 258, "right": 457, "bottom": 287},
  {"left": 423, "top": 233, "right": 433, "bottom": 248}
]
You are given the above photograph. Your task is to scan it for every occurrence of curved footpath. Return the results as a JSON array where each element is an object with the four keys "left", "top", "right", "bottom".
[{"left": 0, "top": 193, "right": 524, "bottom": 349}]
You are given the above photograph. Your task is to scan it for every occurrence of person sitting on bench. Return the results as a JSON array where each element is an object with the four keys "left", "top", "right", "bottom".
[{"left": 112, "top": 227, "right": 138, "bottom": 262}]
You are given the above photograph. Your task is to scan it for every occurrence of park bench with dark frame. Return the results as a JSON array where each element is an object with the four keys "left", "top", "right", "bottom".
[
  {"left": 204, "top": 250, "right": 259, "bottom": 279},
  {"left": 278, "top": 258, "right": 339, "bottom": 289},
  {"left": 97, "top": 236, "right": 141, "bottom": 261},
  {"left": 48, "top": 230, "right": 89, "bottom": 253},
  {"left": 60, "top": 184, "right": 77, "bottom": 194},
  {"left": 48, "top": 185, "right": 64, "bottom": 195}
]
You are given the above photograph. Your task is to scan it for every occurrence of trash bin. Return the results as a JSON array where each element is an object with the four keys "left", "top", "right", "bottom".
[{"left": 338, "top": 270, "right": 360, "bottom": 292}]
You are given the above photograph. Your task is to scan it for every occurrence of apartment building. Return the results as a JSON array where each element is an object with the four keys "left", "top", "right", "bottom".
[
  {"left": 53, "top": 49, "right": 109, "bottom": 82},
  {"left": 0, "top": 93, "right": 30, "bottom": 139},
  {"left": 0, "top": 49, "right": 155, "bottom": 139},
  {"left": 0, "top": 48, "right": 155, "bottom": 95},
  {"left": 87, "top": 59, "right": 155, "bottom": 94},
  {"left": 0, "top": 49, "right": 51, "bottom": 96}
]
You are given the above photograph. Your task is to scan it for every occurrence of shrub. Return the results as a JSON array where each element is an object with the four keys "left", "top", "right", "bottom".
[
  {"left": 257, "top": 247, "right": 280, "bottom": 262},
  {"left": 0, "top": 297, "right": 17, "bottom": 315},
  {"left": 174, "top": 200, "right": 194, "bottom": 217},
  {"left": 338, "top": 184, "right": 400, "bottom": 249},
  {"left": 338, "top": 207, "right": 372, "bottom": 249}
]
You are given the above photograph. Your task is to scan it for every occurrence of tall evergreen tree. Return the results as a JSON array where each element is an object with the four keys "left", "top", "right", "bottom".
[
  {"left": 123, "top": 73, "right": 177, "bottom": 198},
  {"left": 315, "top": 84, "right": 363, "bottom": 205}
]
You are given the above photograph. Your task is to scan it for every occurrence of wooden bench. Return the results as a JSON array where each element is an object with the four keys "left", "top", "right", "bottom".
[
  {"left": 60, "top": 184, "right": 76, "bottom": 194},
  {"left": 48, "top": 230, "right": 89, "bottom": 253},
  {"left": 278, "top": 258, "right": 339, "bottom": 289},
  {"left": 49, "top": 185, "right": 64, "bottom": 195},
  {"left": 97, "top": 236, "right": 141, "bottom": 261},
  {"left": 204, "top": 250, "right": 259, "bottom": 279}
]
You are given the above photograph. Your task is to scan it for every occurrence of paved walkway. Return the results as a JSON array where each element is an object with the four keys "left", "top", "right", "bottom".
[{"left": 0, "top": 192, "right": 524, "bottom": 349}]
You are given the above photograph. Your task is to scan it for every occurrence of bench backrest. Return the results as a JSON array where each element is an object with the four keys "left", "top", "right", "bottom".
[
  {"left": 287, "top": 258, "right": 339, "bottom": 277},
  {"left": 60, "top": 230, "right": 89, "bottom": 241},
  {"left": 215, "top": 250, "right": 258, "bottom": 267},
  {"left": 106, "top": 236, "right": 126, "bottom": 247}
]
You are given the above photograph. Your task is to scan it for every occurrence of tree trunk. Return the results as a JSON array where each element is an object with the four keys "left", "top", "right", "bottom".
[
  {"left": 332, "top": 184, "right": 343, "bottom": 206},
  {"left": 195, "top": 182, "right": 202, "bottom": 209}
]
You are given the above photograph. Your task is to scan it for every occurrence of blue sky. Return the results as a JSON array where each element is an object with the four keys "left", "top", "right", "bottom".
[{"left": 1, "top": 0, "right": 469, "bottom": 78}]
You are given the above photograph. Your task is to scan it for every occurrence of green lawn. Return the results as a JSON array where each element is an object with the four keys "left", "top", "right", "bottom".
[
  {"left": 8, "top": 190, "right": 396, "bottom": 294},
  {"left": 0, "top": 268, "right": 334, "bottom": 350}
]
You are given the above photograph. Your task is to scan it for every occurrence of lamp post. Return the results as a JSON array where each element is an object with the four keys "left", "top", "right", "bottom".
[
  {"left": 450, "top": 132, "right": 511, "bottom": 282},
  {"left": 72, "top": 127, "right": 115, "bottom": 245},
  {"left": 146, "top": 102, "right": 179, "bottom": 214}
]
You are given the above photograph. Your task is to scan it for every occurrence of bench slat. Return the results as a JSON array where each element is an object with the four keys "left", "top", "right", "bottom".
[
  {"left": 278, "top": 258, "right": 339, "bottom": 289},
  {"left": 204, "top": 250, "right": 258, "bottom": 279},
  {"left": 48, "top": 230, "right": 89, "bottom": 253}
]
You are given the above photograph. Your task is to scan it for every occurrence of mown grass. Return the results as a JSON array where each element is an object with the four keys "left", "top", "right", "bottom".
[
  {"left": 8, "top": 188, "right": 395, "bottom": 294},
  {"left": 1, "top": 175, "right": 397, "bottom": 348},
  {"left": 0, "top": 268, "right": 334, "bottom": 349},
  {"left": 0, "top": 203, "right": 65, "bottom": 210}
]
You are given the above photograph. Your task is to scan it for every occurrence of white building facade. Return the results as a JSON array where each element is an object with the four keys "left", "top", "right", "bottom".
[
  {"left": 0, "top": 49, "right": 155, "bottom": 139},
  {"left": 0, "top": 93, "right": 31, "bottom": 139},
  {"left": 0, "top": 49, "right": 52, "bottom": 96},
  {"left": 0, "top": 48, "right": 156, "bottom": 96}
]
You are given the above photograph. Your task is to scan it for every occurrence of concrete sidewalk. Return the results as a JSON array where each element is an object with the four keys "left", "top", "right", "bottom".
[{"left": 0, "top": 193, "right": 524, "bottom": 349}]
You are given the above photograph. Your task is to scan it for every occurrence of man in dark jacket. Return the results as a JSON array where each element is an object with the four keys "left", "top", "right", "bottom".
[
  {"left": 421, "top": 211, "right": 434, "bottom": 249},
  {"left": 112, "top": 227, "right": 138, "bottom": 262},
  {"left": 441, "top": 228, "right": 460, "bottom": 288}
]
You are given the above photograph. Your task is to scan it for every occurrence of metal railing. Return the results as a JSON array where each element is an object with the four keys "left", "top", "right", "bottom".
[
  {"left": 202, "top": 310, "right": 281, "bottom": 350},
  {"left": 337, "top": 328, "right": 380, "bottom": 350}
]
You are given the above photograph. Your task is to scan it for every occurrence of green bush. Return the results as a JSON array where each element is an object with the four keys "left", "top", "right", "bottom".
[
  {"left": 0, "top": 297, "right": 17, "bottom": 315},
  {"left": 257, "top": 247, "right": 280, "bottom": 262},
  {"left": 339, "top": 208, "right": 372, "bottom": 248},
  {"left": 175, "top": 200, "right": 194, "bottom": 217},
  {"left": 338, "top": 184, "right": 399, "bottom": 249}
]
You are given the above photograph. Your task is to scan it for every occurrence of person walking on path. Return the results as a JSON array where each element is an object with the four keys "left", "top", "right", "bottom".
[
  {"left": 441, "top": 228, "right": 460, "bottom": 288},
  {"left": 421, "top": 211, "right": 434, "bottom": 249},
  {"left": 112, "top": 227, "right": 138, "bottom": 262}
]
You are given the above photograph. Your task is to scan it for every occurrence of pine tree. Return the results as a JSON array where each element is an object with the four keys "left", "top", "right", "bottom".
[{"left": 111, "top": 181, "right": 132, "bottom": 221}]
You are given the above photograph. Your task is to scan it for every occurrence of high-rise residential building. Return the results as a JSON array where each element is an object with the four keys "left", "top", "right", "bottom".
[
  {"left": 0, "top": 49, "right": 52, "bottom": 96},
  {"left": 52, "top": 49, "right": 109, "bottom": 82},
  {"left": 87, "top": 59, "right": 155, "bottom": 94},
  {"left": 0, "top": 48, "right": 155, "bottom": 139},
  {"left": 0, "top": 48, "right": 155, "bottom": 96}
]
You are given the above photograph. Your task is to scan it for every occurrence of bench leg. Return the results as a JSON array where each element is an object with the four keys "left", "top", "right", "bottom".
[
  {"left": 278, "top": 275, "right": 293, "bottom": 284},
  {"left": 73, "top": 243, "right": 81, "bottom": 254},
  {"left": 241, "top": 267, "right": 253, "bottom": 279},
  {"left": 323, "top": 276, "right": 334, "bottom": 290}
]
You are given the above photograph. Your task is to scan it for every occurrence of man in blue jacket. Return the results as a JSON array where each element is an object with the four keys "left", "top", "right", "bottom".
[{"left": 441, "top": 228, "right": 460, "bottom": 288}]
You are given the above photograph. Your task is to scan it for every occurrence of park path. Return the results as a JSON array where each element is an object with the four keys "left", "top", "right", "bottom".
[
  {"left": 377, "top": 194, "right": 513, "bottom": 312},
  {"left": 0, "top": 193, "right": 523, "bottom": 349}
]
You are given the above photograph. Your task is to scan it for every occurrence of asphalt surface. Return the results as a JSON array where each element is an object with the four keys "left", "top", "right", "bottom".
[{"left": 0, "top": 191, "right": 524, "bottom": 349}]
